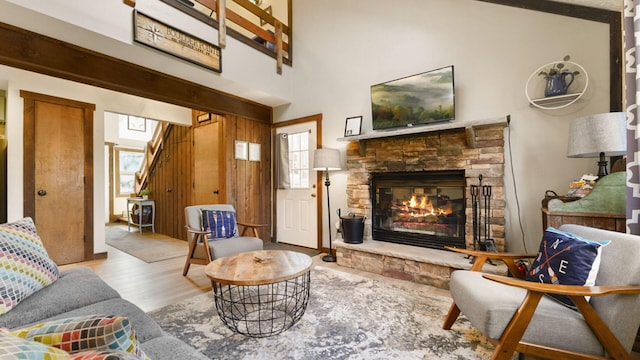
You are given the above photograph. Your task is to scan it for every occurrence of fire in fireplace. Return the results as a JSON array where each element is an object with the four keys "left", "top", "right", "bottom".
[{"left": 371, "top": 170, "right": 465, "bottom": 250}]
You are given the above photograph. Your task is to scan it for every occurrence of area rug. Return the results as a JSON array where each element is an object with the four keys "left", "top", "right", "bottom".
[
  {"left": 105, "top": 225, "right": 187, "bottom": 263},
  {"left": 148, "top": 266, "right": 500, "bottom": 359}
]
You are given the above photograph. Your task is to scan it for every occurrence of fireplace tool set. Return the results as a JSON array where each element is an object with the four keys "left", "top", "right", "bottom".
[{"left": 470, "top": 175, "right": 496, "bottom": 263}]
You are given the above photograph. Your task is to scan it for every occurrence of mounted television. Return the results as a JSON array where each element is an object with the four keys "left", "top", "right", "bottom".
[{"left": 371, "top": 65, "right": 455, "bottom": 130}]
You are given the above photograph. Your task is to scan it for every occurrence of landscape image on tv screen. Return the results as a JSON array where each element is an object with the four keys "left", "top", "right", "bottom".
[{"left": 371, "top": 66, "right": 455, "bottom": 130}]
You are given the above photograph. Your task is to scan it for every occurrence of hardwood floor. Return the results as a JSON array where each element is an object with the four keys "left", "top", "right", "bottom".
[
  {"left": 59, "top": 238, "right": 212, "bottom": 312},
  {"left": 59, "top": 226, "right": 448, "bottom": 313}
]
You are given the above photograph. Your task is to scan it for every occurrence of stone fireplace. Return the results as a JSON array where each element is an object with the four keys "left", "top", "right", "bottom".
[{"left": 335, "top": 118, "right": 509, "bottom": 288}]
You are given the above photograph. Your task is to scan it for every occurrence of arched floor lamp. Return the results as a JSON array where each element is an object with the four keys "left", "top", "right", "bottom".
[{"left": 313, "top": 148, "right": 341, "bottom": 262}]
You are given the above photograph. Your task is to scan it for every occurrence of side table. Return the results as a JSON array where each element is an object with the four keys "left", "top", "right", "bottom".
[
  {"left": 127, "top": 198, "right": 155, "bottom": 233},
  {"left": 205, "top": 250, "right": 312, "bottom": 338}
]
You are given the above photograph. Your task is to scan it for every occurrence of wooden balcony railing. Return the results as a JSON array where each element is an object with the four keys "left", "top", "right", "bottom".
[{"left": 159, "top": 0, "right": 292, "bottom": 73}]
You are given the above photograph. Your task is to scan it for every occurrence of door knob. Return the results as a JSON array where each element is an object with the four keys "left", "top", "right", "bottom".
[
  {"left": 37, "top": 189, "right": 47, "bottom": 196},
  {"left": 213, "top": 190, "right": 220, "bottom": 195},
  {"left": 311, "top": 193, "right": 317, "bottom": 198}
]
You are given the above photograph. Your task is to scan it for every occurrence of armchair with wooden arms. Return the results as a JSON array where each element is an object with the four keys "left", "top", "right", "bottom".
[
  {"left": 183, "top": 204, "right": 265, "bottom": 276},
  {"left": 442, "top": 224, "right": 640, "bottom": 360}
]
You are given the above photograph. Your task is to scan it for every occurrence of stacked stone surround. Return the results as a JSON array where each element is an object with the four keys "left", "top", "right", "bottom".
[
  {"left": 335, "top": 239, "right": 507, "bottom": 289},
  {"left": 336, "top": 121, "right": 508, "bottom": 288}
]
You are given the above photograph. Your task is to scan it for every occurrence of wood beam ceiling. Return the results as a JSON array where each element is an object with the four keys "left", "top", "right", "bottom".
[{"left": 0, "top": 21, "right": 272, "bottom": 122}]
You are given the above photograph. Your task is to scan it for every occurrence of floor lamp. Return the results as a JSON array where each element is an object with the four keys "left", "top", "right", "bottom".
[
  {"left": 313, "top": 148, "right": 342, "bottom": 262},
  {"left": 567, "top": 112, "right": 627, "bottom": 179}
]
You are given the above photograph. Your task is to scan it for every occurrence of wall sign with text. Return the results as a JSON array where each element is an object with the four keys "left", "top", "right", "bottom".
[{"left": 134, "top": 11, "right": 221, "bottom": 73}]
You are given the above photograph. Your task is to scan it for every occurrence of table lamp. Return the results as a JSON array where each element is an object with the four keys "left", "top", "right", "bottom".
[
  {"left": 567, "top": 112, "right": 626, "bottom": 178},
  {"left": 313, "top": 148, "right": 342, "bottom": 262}
]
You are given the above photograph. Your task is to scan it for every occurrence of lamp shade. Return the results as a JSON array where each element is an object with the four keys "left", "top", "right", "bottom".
[
  {"left": 567, "top": 112, "right": 627, "bottom": 158},
  {"left": 313, "top": 148, "right": 341, "bottom": 171}
]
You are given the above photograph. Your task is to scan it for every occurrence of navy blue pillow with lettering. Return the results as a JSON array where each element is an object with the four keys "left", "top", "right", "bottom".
[{"left": 525, "top": 227, "right": 609, "bottom": 309}]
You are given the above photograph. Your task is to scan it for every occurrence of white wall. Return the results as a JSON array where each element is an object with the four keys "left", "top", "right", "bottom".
[
  {"left": 2, "top": 65, "right": 191, "bottom": 254},
  {"left": 275, "top": 0, "right": 611, "bottom": 253}
]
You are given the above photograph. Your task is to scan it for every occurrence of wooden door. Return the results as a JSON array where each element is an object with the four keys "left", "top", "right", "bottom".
[
  {"left": 21, "top": 91, "right": 94, "bottom": 265},
  {"left": 192, "top": 118, "right": 222, "bottom": 205}
]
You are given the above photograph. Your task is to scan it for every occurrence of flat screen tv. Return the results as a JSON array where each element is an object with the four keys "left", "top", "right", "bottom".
[{"left": 371, "top": 65, "right": 455, "bottom": 130}]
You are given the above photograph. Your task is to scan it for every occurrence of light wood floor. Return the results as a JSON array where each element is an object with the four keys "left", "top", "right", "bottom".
[
  {"left": 59, "top": 227, "right": 449, "bottom": 313},
  {"left": 59, "top": 243, "right": 212, "bottom": 312}
]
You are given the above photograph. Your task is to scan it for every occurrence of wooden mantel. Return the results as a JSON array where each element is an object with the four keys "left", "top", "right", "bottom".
[{"left": 338, "top": 115, "right": 510, "bottom": 155}]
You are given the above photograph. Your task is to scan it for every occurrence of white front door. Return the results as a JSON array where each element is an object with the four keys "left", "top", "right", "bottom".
[{"left": 276, "top": 122, "right": 318, "bottom": 248}]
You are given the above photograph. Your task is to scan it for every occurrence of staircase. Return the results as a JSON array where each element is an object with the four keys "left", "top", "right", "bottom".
[{"left": 134, "top": 122, "right": 173, "bottom": 194}]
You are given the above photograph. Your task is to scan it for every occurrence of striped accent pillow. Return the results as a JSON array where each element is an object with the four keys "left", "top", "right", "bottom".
[
  {"left": 201, "top": 210, "right": 237, "bottom": 239},
  {"left": 11, "top": 315, "right": 149, "bottom": 359},
  {"left": 0, "top": 217, "right": 60, "bottom": 315}
]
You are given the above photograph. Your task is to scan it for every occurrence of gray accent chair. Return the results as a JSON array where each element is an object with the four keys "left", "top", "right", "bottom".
[
  {"left": 183, "top": 204, "right": 264, "bottom": 276},
  {"left": 443, "top": 224, "right": 640, "bottom": 360}
]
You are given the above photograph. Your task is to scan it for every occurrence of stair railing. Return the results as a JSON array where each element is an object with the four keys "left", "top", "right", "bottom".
[{"left": 134, "top": 122, "right": 173, "bottom": 193}]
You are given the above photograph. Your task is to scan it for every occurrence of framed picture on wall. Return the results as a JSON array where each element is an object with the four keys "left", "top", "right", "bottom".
[
  {"left": 128, "top": 116, "right": 146, "bottom": 132},
  {"left": 249, "top": 143, "right": 261, "bottom": 162},
  {"left": 235, "top": 140, "right": 248, "bottom": 160},
  {"left": 344, "top": 116, "right": 362, "bottom": 137}
]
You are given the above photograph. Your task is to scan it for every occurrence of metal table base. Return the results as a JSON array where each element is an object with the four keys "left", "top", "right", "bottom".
[{"left": 212, "top": 271, "right": 311, "bottom": 338}]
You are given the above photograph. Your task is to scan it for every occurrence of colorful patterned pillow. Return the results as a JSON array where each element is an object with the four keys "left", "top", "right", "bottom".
[
  {"left": 0, "top": 331, "right": 69, "bottom": 359},
  {"left": 201, "top": 210, "right": 237, "bottom": 239},
  {"left": 526, "top": 227, "right": 609, "bottom": 308},
  {"left": 0, "top": 217, "right": 60, "bottom": 315},
  {"left": 10, "top": 315, "right": 149, "bottom": 359},
  {"left": 69, "top": 350, "right": 143, "bottom": 360}
]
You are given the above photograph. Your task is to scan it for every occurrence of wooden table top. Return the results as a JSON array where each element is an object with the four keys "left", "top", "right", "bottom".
[{"left": 205, "top": 250, "right": 313, "bottom": 286}]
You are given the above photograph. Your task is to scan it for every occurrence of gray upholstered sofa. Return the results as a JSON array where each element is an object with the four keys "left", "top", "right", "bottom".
[{"left": 0, "top": 266, "right": 207, "bottom": 359}]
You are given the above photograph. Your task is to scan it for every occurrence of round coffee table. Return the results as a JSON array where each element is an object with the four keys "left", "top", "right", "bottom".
[{"left": 205, "top": 250, "right": 313, "bottom": 338}]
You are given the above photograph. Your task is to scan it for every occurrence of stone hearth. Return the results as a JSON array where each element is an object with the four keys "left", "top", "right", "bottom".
[
  {"left": 336, "top": 117, "right": 509, "bottom": 288},
  {"left": 335, "top": 238, "right": 507, "bottom": 289}
]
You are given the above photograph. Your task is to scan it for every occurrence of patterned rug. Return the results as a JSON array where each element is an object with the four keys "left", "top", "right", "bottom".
[{"left": 148, "top": 266, "right": 499, "bottom": 359}]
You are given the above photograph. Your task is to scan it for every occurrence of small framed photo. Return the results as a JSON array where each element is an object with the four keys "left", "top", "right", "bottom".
[
  {"left": 128, "top": 116, "right": 146, "bottom": 132},
  {"left": 249, "top": 143, "right": 261, "bottom": 162},
  {"left": 197, "top": 113, "right": 211, "bottom": 123},
  {"left": 344, "top": 116, "right": 362, "bottom": 137},
  {"left": 235, "top": 140, "right": 248, "bottom": 160}
]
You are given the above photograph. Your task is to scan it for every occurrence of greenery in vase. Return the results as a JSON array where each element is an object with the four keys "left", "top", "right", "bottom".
[
  {"left": 537, "top": 55, "right": 580, "bottom": 78},
  {"left": 139, "top": 188, "right": 151, "bottom": 197}
]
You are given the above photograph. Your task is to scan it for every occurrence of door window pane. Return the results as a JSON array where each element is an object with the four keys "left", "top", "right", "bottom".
[{"left": 288, "top": 132, "right": 309, "bottom": 189}]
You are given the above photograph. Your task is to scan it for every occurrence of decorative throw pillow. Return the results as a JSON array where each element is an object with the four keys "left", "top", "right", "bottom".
[
  {"left": 69, "top": 350, "right": 143, "bottom": 360},
  {"left": 0, "top": 331, "right": 69, "bottom": 359},
  {"left": 0, "top": 217, "right": 60, "bottom": 315},
  {"left": 11, "top": 315, "right": 149, "bottom": 359},
  {"left": 526, "top": 227, "right": 609, "bottom": 308},
  {"left": 201, "top": 209, "right": 237, "bottom": 239}
]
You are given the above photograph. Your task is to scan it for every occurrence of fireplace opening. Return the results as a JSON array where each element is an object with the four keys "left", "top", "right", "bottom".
[{"left": 371, "top": 170, "right": 465, "bottom": 250}]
